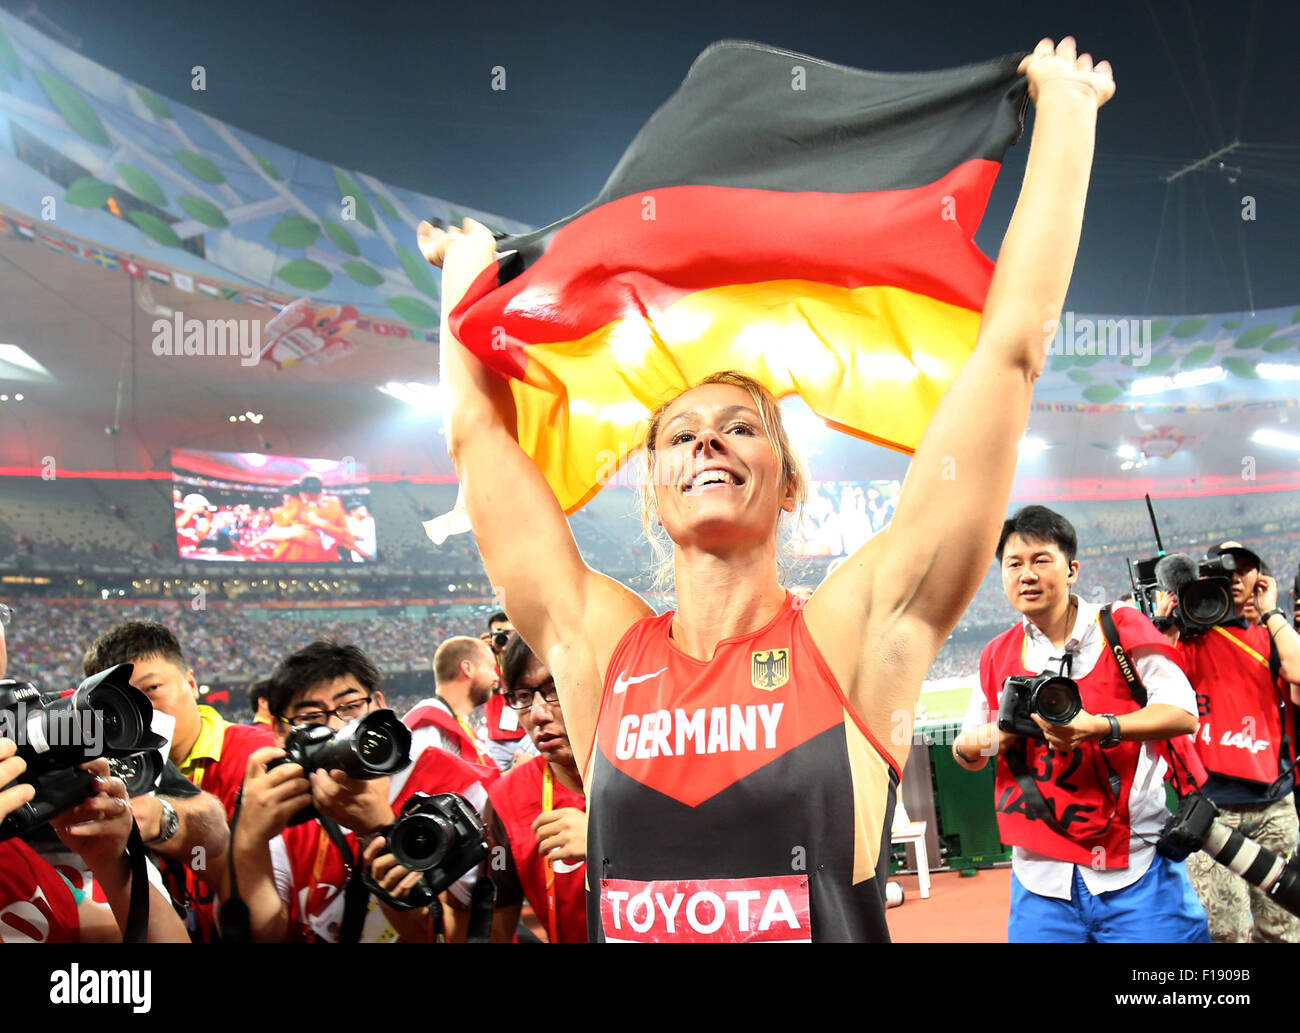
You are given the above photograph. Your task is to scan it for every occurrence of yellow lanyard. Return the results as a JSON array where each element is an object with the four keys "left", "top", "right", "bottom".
[
  {"left": 454, "top": 712, "right": 490, "bottom": 766},
  {"left": 1210, "top": 625, "right": 1270, "bottom": 668},
  {"left": 541, "top": 763, "right": 559, "bottom": 944}
]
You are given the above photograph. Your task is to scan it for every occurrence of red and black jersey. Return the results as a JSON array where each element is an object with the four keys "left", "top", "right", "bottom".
[
  {"left": 0, "top": 840, "right": 81, "bottom": 942},
  {"left": 585, "top": 591, "right": 898, "bottom": 943},
  {"left": 487, "top": 755, "right": 587, "bottom": 942}
]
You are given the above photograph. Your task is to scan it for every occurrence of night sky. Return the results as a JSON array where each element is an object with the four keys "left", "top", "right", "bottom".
[{"left": 3, "top": 0, "right": 1297, "bottom": 316}]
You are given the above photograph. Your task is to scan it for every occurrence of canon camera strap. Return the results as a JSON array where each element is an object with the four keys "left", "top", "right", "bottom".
[
  {"left": 1098, "top": 604, "right": 1208, "bottom": 797},
  {"left": 319, "top": 816, "right": 370, "bottom": 945},
  {"left": 122, "top": 820, "right": 151, "bottom": 944}
]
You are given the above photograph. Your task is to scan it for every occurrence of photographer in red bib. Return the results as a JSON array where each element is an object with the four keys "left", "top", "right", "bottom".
[
  {"left": 1156, "top": 541, "right": 1300, "bottom": 942},
  {"left": 953, "top": 506, "right": 1209, "bottom": 942}
]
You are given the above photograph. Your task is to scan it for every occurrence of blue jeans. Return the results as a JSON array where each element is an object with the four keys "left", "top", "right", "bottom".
[{"left": 1008, "top": 853, "right": 1212, "bottom": 943}]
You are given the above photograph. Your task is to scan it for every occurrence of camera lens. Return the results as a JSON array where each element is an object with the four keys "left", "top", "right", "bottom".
[
  {"left": 391, "top": 813, "right": 451, "bottom": 871},
  {"left": 1182, "top": 581, "right": 1233, "bottom": 626},
  {"left": 358, "top": 727, "right": 395, "bottom": 767},
  {"left": 1033, "top": 677, "right": 1082, "bottom": 725},
  {"left": 81, "top": 682, "right": 144, "bottom": 751}
]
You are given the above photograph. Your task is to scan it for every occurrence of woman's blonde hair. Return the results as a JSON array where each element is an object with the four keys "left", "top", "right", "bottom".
[{"left": 637, "top": 371, "right": 809, "bottom": 593}]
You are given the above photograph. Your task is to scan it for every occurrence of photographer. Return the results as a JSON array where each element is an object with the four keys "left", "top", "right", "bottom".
[
  {"left": 952, "top": 507, "right": 1208, "bottom": 942},
  {"left": 1, "top": 737, "right": 189, "bottom": 942},
  {"left": 480, "top": 632, "right": 586, "bottom": 942},
  {"left": 479, "top": 613, "right": 538, "bottom": 772},
  {"left": 82, "top": 621, "right": 270, "bottom": 940},
  {"left": 1156, "top": 541, "right": 1300, "bottom": 942},
  {"left": 229, "top": 641, "right": 493, "bottom": 942}
]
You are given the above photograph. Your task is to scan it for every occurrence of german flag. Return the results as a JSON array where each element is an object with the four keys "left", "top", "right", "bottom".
[{"left": 448, "top": 40, "right": 1029, "bottom": 515}]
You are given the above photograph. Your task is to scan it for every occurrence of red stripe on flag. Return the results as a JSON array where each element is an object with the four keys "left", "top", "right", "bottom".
[{"left": 451, "top": 159, "right": 1000, "bottom": 376}]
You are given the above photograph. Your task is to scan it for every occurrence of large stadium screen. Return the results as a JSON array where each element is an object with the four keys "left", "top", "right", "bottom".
[
  {"left": 792, "top": 480, "right": 900, "bottom": 558},
  {"left": 171, "top": 449, "right": 376, "bottom": 563}
]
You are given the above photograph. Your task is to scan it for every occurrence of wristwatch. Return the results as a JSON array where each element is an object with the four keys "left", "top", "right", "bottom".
[
  {"left": 1259, "top": 608, "right": 1288, "bottom": 627},
  {"left": 1098, "top": 714, "right": 1122, "bottom": 749},
  {"left": 145, "top": 799, "right": 179, "bottom": 847}
]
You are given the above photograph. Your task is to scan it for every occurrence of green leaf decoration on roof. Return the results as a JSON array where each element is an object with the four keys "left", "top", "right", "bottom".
[
  {"left": 178, "top": 196, "right": 229, "bottom": 228},
  {"left": 275, "top": 259, "right": 331, "bottom": 292},
  {"left": 1261, "top": 336, "right": 1295, "bottom": 354},
  {"left": 1234, "top": 325, "right": 1276, "bottom": 349},
  {"left": 269, "top": 216, "right": 320, "bottom": 248},
  {"left": 1074, "top": 352, "right": 1102, "bottom": 367},
  {"left": 64, "top": 177, "right": 114, "bottom": 208},
  {"left": 128, "top": 210, "right": 182, "bottom": 248},
  {"left": 1222, "top": 319, "right": 1241, "bottom": 330},
  {"left": 1143, "top": 354, "right": 1176, "bottom": 374},
  {"left": 1067, "top": 369, "right": 1093, "bottom": 384},
  {"left": 0, "top": 22, "right": 22, "bottom": 79},
  {"left": 386, "top": 296, "right": 438, "bottom": 329},
  {"left": 1082, "top": 384, "right": 1122, "bottom": 404},
  {"left": 253, "top": 152, "right": 282, "bottom": 181},
  {"left": 373, "top": 191, "right": 398, "bottom": 220},
  {"left": 321, "top": 218, "right": 360, "bottom": 256},
  {"left": 395, "top": 242, "right": 440, "bottom": 301},
  {"left": 1221, "top": 357, "right": 1258, "bottom": 379},
  {"left": 1180, "top": 345, "right": 1216, "bottom": 369},
  {"left": 174, "top": 150, "right": 226, "bottom": 184},
  {"left": 33, "top": 68, "right": 109, "bottom": 146},
  {"left": 1149, "top": 319, "right": 1171, "bottom": 340},
  {"left": 1170, "top": 318, "right": 1208, "bottom": 339},
  {"left": 1049, "top": 353, "right": 1074, "bottom": 371},
  {"left": 341, "top": 261, "right": 383, "bottom": 287},
  {"left": 1292, "top": 308, "right": 1300, "bottom": 324},
  {"left": 116, "top": 162, "right": 166, "bottom": 207},
  {"left": 333, "top": 169, "right": 376, "bottom": 229},
  {"left": 0, "top": 64, "right": 11, "bottom": 94},
  {"left": 136, "top": 87, "right": 172, "bottom": 120}
]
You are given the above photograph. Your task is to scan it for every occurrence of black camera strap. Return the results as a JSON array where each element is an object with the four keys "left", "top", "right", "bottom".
[
  {"left": 123, "top": 819, "right": 151, "bottom": 944},
  {"left": 319, "top": 816, "right": 369, "bottom": 945},
  {"left": 217, "top": 789, "right": 251, "bottom": 942},
  {"left": 1003, "top": 739, "right": 1121, "bottom": 842}
]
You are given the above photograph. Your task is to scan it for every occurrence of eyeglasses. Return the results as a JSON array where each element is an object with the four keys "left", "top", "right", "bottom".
[
  {"left": 504, "top": 684, "right": 560, "bottom": 712},
  {"left": 0, "top": 603, "right": 10, "bottom": 626},
  {"left": 286, "top": 696, "right": 371, "bottom": 726}
]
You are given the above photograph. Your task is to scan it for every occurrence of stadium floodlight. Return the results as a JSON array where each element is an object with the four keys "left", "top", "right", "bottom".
[
  {"left": 1117, "top": 443, "right": 1138, "bottom": 460},
  {"left": 1130, "top": 367, "right": 1224, "bottom": 395},
  {"left": 1250, "top": 428, "right": 1300, "bottom": 453},
  {"left": 378, "top": 381, "right": 440, "bottom": 413},
  {"left": 1255, "top": 363, "right": 1300, "bottom": 381},
  {"left": 1018, "top": 435, "right": 1050, "bottom": 456},
  {"left": 0, "top": 344, "right": 53, "bottom": 381}
]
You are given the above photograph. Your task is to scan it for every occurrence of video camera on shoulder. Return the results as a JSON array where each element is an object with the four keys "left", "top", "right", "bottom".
[
  {"left": 1129, "top": 551, "right": 1237, "bottom": 635},
  {"left": 0, "top": 664, "right": 168, "bottom": 840},
  {"left": 266, "top": 708, "right": 411, "bottom": 826},
  {"left": 997, "top": 672, "right": 1083, "bottom": 740},
  {"left": 362, "top": 791, "right": 488, "bottom": 911}
]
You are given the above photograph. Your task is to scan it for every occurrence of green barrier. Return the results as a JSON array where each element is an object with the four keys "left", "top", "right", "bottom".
[{"left": 919, "top": 720, "right": 1010, "bottom": 871}]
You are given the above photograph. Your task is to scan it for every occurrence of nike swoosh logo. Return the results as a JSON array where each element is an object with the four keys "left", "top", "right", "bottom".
[
  {"left": 552, "top": 859, "right": 585, "bottom": 874},
  {"left": 612, "top": 666, "right": 668, "bottom": 694}
]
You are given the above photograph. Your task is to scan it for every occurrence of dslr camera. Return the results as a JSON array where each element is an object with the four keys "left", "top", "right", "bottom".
[
  {"left": 1159, "top": 790, "right": 1300, "bottom": 918},
  {"left": 364, "top": 792, "right": 488, "bottom": 910},
  {"left": 0, "top": 664, "right": 167, "bottom": 840},
  {"left": 267, "top": 708, "right": 412, "bottom": 826},
  {"left": 997, "top": 673, "right": 1083, "bottom": 740}
]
